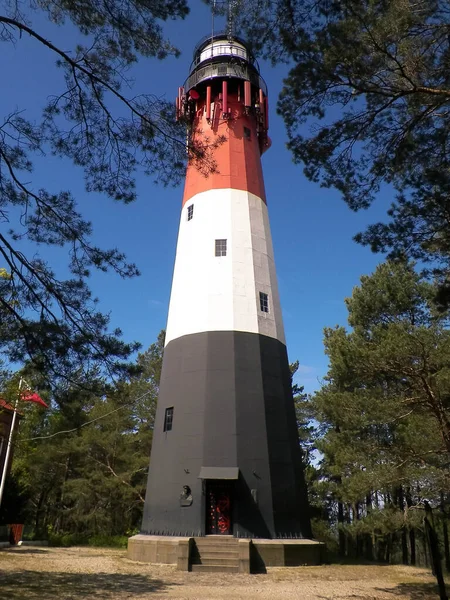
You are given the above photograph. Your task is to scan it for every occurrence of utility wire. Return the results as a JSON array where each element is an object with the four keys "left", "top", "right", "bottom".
[{"left": 22, "top": 389, "right": 153, "bottom": 442}]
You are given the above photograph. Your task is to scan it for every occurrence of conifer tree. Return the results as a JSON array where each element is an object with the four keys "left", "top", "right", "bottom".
[
  {"left": 0, "top": 2, "right": 194, "bottom": 379},
  {"left": 233, "top": 0, "right": 450, "bottom": 305},
  {"left": 2, "top": 333, "right": 164, "bottom": 539},
  {"left": 311, "top": 262, "right": 450, "bottom": 561}
]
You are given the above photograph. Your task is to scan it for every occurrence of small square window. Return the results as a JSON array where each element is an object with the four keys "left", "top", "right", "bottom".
[
  {"left": 215, "top": 239, "right": 227, "bottom": 257},
  {"left": 243, "top": 126, "right": 251, "bottom": 140},
  {"left": 164, "top": 407, "right": 174, "bottom": 432},
  {"left": 259, "top": 292, "right": 269, "bottom": 313},
  {"left": 187, "top": 205, "right": 194, "bottom": 221}
]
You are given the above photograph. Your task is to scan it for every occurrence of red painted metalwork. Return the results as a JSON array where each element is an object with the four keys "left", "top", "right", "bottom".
[
  {"left": 206, "top": 85, "right": 211, "bottom": 120},
  {"left": 258, "top": 89, "right": 264, "bottom": 125},
  {"left": 265, "top": 94, "right": 269, "bottom": 130},
  {"left": 244, "top": 80, "right": 251, "bottom": 107},
  {"left": 182, "top": 93, "right": 267, "bottom": 206},
  {"left": 217, "top": 495, "right": 231, "bottom": 533},
  {"left": 222, "top": 80, "right": 228, "bottom": 115},
  {"left": 8, "top": 523, "right": 23, "bottom": 545},
  {"left": 206, "top": 482, "right": 232, "bottom": 535}
]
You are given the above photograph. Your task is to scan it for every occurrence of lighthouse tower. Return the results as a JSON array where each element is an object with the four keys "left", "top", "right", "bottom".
[{"left": 142, "top": 33, "right": 311, "bottom": 540}]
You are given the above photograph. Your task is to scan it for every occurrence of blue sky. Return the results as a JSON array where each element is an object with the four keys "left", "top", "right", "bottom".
[{"left": 1, "top": 3, "right": 392, "bottom": 392}]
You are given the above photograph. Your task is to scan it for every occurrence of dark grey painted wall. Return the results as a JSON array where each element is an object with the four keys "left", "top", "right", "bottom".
[{"left": 141, "top": 331, "right": 312, "bottom": 538}]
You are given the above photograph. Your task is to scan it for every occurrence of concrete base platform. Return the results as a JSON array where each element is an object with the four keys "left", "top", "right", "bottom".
[
  {"left": 128, "top": 535, "right": 191, "bottom": 570},
  {"left": 127, "top": 535, "right": 324, "bottom": 572},
  {"left": 251, "top": 538, "right": 323, "bottom": 569}
]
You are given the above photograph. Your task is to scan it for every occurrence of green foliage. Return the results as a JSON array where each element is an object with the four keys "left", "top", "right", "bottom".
[
  {"left": 2, "top": 334, "right": 164, "bottom": 539},
  {"left": 311, "top": 517, "right": 339, "bottom": 556},
  {"left": 0, "top": 1, "right": 193, "bottom": 380},
  {"left": 305, "top": 261, "right": 450, "bottom": 563},
  {"left": 48, "top": 532, "right": 88, "bottom": 547},
  {"left": 88, "top": 535, "right": 128, "bottom": 548},
  {"left": 290, "top": 361, "right": 317, "bottom": 465},
  {"left": 47, "top": 532, "right": 128, "bottom": 547},
  {"left": 236, "top": 1, "right": 450, "bottom": 306}
]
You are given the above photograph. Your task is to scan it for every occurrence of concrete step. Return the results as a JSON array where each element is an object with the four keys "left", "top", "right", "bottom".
[
  {"left": 194, "top": 550, "right": 239, "bottom": 559},
  {"left": 195, "top": 537, "right": 237, "bottom": 544},
  {"left": 190, "top": 537, "right": 242, "bottom": 573},
  {"left": 195, "top": 539, "right": 239, "bottom": 547},
  {"left": 191, "top": 557, "right": 239, "bottom": 567},
  {"left": 191, "top": 564, "right": 239, "bottom": 573},
  {"left": 197, "top": 545, "right": 239, "bottom": 553}
]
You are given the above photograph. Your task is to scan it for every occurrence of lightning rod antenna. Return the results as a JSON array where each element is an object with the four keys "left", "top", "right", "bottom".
[
  {"left": 211, "top": 0, "right": 216, "bottom": 51},
  {"left": 228, "top": 0, "right": 239, "bottom": 42}
]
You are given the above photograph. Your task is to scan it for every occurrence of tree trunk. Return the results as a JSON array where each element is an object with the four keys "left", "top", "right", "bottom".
[
  {"left": 34, "top": 490, "right": 47, "bottom": 539},
  {"left": 397, "top": 486, "right": 409, "bottom": 565},
  {"left": 424, "top": 505, "right": 448, "bottom": 600},
  {"left": 53, "top": 457, "right": 71, "bottom": 534},
  {"left": 443, "top": 519, "right": 450, "bottom": 574},
  {"left": 406, "top": 488, "right": 416, "bottom": 566},
  {"left": 441, "top": 492, "right": 450, "bottom": 574},
  {"left": 409, "top": 528, "right": 417, "bottom": 566},
  {"left": 354, "top": 502, "right": 363, "bottom": 559},
  {"left": 338, "top": 500, "right": 346, "bottom": 558},
  {"left": 423, "top": 530, "right": 429, "bottom": 568},
  {"left": 347, "top": 503, "right": 356, "bottom": 559},
  {"left": 385, "top": 533, "right": 393, "bottom": 564},
  {"left": 365, "top": 493, "right": 374, "bottom": 561}
]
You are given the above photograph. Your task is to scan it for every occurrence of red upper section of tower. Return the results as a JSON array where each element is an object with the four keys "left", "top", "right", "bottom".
[
  {"left": 177, "top": 34, "right": 270, "bottom": 206},
  {"left": 183, "top": 93, "right": 267, "bottom": 206}
]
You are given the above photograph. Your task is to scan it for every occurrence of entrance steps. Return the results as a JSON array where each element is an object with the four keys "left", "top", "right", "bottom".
[
  {"left": 190, "top": 536, "right": 245, "bottom": 573},
  {"left": 127, "top": 534, "right": 324, "bottom": 570}
]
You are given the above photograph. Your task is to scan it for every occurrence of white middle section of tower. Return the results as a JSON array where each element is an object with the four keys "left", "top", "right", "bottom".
[{"left": 165, "top": 188, "right": 286, "bottom": 346}]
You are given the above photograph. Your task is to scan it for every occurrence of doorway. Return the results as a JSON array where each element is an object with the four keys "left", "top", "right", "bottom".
[{"left": 205, "top": 480, "right": 233, "bottom": 535}]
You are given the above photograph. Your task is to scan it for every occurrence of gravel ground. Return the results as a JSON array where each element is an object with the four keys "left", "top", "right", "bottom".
[{"left": 0, "top": 546, "right": 446, "bottom": 599}]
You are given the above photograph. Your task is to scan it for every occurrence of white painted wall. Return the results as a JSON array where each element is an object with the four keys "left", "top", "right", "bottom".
[
  {"left": 165, "top": 188, "right": 286, "bottom": 346},
  {"left": 199, "top": 41, "right": 248, "bottom": 65}
]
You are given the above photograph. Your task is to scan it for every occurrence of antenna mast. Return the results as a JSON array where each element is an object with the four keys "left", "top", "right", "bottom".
[
  {"left": 227, "top": 0, "right": 239, "bottom": 41},
  {"left": 209, "top": 0, "right": 240, "bottom": 42}
]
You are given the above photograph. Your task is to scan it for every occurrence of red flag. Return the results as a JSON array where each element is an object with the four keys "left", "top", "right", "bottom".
[{"left": 20, "top": 391, "right": 48, "bottom": 408}]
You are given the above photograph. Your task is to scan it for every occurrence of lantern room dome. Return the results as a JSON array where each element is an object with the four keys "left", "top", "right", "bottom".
[
  {"left": 184, "top": 33, "right": 266, "bottom": 96},
  {"left": 192, "top": 33, "right": 257, "bottom": 69}
]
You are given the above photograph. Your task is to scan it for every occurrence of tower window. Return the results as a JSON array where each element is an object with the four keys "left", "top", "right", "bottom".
[
  {"left": 187, "top": 204, "right": 194, "bottom": 221},
  {"left": 259, "top": 292, "right": 269, "bottom": 313},
  {"left": 164, "top": 407, "right": 174, "bottom": 432},
  {"left": 215, "top": 239, "right": 227, "bottom": 257},
  {"left": 243, "top": 127, "right": 251, "bottom": 140}
]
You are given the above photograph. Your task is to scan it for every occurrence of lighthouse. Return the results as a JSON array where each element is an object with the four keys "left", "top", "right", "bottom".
[{"left": 141, "top": 33, "right": 311, "bottom": 541}]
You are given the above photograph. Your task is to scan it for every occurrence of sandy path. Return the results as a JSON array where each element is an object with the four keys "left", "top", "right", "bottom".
[{"left": 0, "top": 546, "right": 445, "bottom": 599}]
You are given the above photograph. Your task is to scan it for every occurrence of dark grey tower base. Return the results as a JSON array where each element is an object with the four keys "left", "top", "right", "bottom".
[{"left": 142, "top": 331, "right": 311, "bottom": 539}]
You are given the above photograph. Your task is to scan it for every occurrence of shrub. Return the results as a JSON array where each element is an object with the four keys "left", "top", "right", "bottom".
[
  {"left": 48, "top": 533, "right": 88, "bottom": 547},
  {"left": 88, "top": 535, "right": 128, "bottom": 548}
]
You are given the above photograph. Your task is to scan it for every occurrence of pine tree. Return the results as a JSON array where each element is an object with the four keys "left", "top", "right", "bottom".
[
  {"left": 1, "top": 333, "right": 164, "bottom": 539},
  {"left": 0, "top": 2, "right": 196, "bottom": 379},
  {"left": 234, "top": 0, "right": 450, "bottom": 305},
  {"left": 311, "top": 262, "right": 450, "bottom": 561}
]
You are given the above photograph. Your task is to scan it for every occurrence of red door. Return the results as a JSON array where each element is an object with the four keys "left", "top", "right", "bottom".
[{"left": 206, "top": 481, "right": 232, "bottom": 535}]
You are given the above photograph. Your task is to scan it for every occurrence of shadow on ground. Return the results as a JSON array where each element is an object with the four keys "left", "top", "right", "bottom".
[
  {"left": 377, "top": 582, "right": 450, "bottom": 599},
  {"left": 0, "top": 570, "right": 177, "bottom": 599},
  {"left": 3, "top": 548, "right": 49, "bottom": 554}
]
